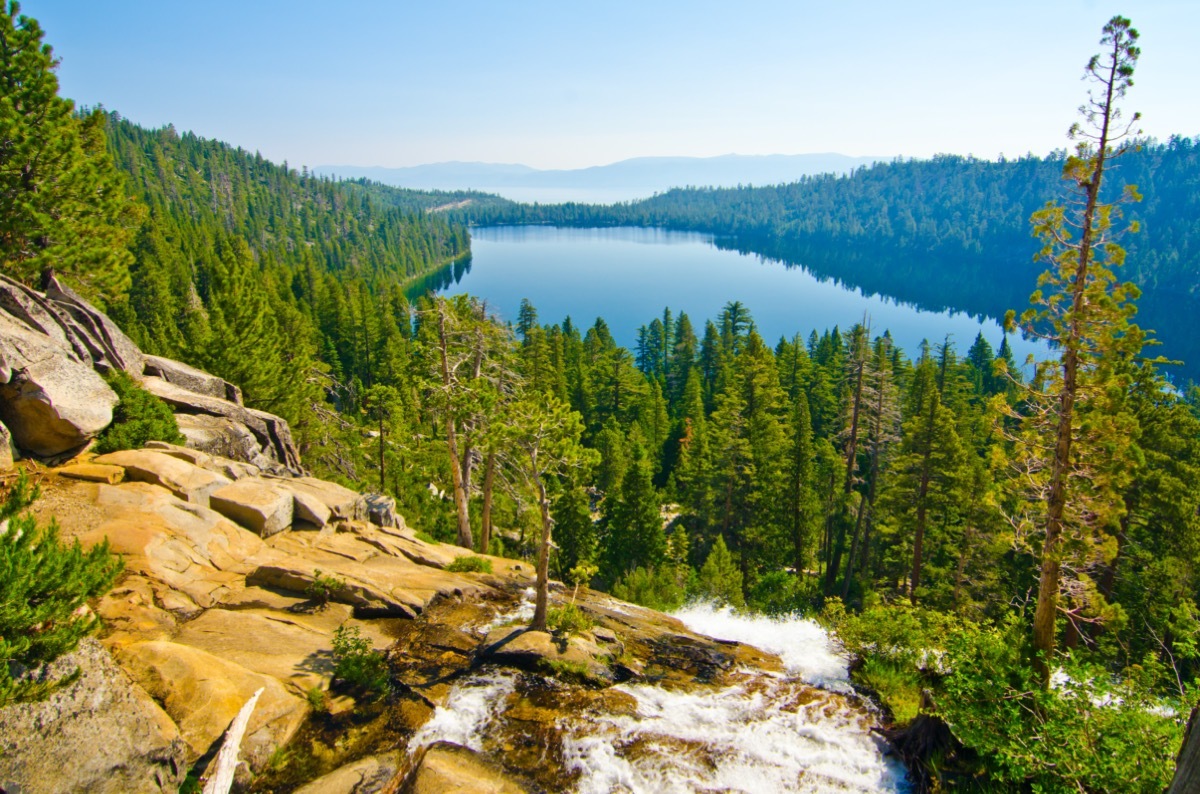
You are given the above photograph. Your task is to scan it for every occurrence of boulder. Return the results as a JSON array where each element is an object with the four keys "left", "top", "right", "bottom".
[
  {"left": 0, "top": 273, "right": 84, "bottom": 358},
  {"left": 284, "top": 476, "right": 367, "bottom": 522},
  {"left": 402, "top": 742, "right": 530, "bottom": 794},
  {"left": 0, "top": 638, "right": 188, "bottom": 794},
  {"left": 145, "top": 440, "right": 262, "bottom": 480},
  {"left": 141, "top": 376, "right": 301, "bottom": 473},
  {"left": 0, "top": 418, "right": 15, "bottom": 471},
  {"left": 92, "top": 449, "right": 231, "bottom": 506},
  {"left": 210, "top": 478, "right": 295, "bottom": 537},
  {"left": 0, "top": 311, "right": 117, "bottom": 456},
  {"left": 479, "top": 627, "right": 612, "bottom": 683},
  {"left": 290, "top": 487, "right": 332, "bottom": 528},
  {"left": 143, "top": 354, "right": 242, "bottom": 405},
  {"left": 365, "top": 492, "right": 402, "bottom": 528},
  {"left": 174, "top": 413, "right": 265, "bottom": 467},
  {"left": 293, "top": 753, "right": 402, "bottom": 794},
  {"left": 116, "top": 641, "right": 307, "bottom": 769},
  {"left": 44, "top": 273, "right": 144, "bottom": 376},
  {"left": 56, "top": 461, "right": 126, "bottom": 484}
]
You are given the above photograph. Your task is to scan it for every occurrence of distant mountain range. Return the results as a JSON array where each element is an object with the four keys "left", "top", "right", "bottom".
[{"left": 314, "top": 154, "right": 883, "bottom": 200}]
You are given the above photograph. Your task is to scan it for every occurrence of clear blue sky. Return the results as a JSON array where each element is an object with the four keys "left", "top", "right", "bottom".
[{"left": 22, "top": 0, "right": 1200, "bottom": 170}]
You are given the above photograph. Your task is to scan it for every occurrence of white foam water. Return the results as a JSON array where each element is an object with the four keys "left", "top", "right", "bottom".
[
  {"left": 408, "top": 671, "right": 516, "bottom": 752},
  {"left": 561, "top": 603, "right": 908, "bottom": 793},
  {"left": 476, "top": 586, "right": 538, "bottom": 636},
  {"left": 672, "top": 602, "right": 854, "bottom": 692},
  {"left": 416, "top": 600, "right": 907, "bottom": 792},
  {"left": 564, "top": 680, "right": 906, "bottom": 793}
]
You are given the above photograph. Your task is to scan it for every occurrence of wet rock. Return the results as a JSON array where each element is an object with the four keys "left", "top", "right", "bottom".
[
  {"left": 0, "top": 638, "right": 188, "bottom": 794},
  {"left": 210, "top": 477, "right": 295, "bottom": 536},
  {"left": 143, "top": 353, "right": 242, "bottom": 405},
  {"left": 401, "top": 742, "right": 531, "bottom": 794},
  {"left": 0, "top": 310, "right": 117, "bottom": 456},
  {"left": 116, "top": 640, "right": 307, "bottom": 769},
  {"left": 293, "top": 752, "right": 402, "bottom": 794},
  {"left": 480, "top": 627, "right": 612, "bottom": 684},
  {"left": 92, "top": 449, "right": 231, "bottom": 506}
]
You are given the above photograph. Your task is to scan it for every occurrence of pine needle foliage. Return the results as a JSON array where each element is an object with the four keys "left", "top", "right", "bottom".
[
  {"left": 94, "top": 370, "right": 185, "bottom": 453},
  {"left": 0, "top": 471, "right": 123, "bottom": 706},
  {"left": 0, "top": 2, "right": 141, "bottom": 305}
]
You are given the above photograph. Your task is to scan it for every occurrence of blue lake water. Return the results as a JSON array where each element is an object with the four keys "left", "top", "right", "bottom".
[{"left": 437, "top": 225, "right": 1043, "bottom": 362}]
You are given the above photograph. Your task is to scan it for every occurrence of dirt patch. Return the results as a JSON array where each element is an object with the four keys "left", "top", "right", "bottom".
[{"left": 11, "top": 463, "right": 112, "bottom": 543}]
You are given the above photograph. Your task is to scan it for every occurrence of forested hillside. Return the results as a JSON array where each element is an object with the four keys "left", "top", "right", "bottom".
[
  {"left": 4, "top": 3, "right": 1198, "bottom": 788},
  {"left": 97, "top": 114, "right": 474, "bottom": 468},
  {"left": 458, "top": 138, "right": 1200, "bottom": 381}
]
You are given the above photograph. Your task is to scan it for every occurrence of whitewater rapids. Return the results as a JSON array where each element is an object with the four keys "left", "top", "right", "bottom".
[{"left": 413, "top": 602, "right": 909, "bottom": 793}]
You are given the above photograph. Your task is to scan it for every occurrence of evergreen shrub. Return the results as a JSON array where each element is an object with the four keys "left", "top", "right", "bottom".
[
  {"left": 0, "top": 471, "right": 123, "bottom": 706},
  {"left": 447, "top": 555, "right": 492, "bottom": 574},
  {"left": 94, "top": 370, "right": 185, "bottom": 453}
]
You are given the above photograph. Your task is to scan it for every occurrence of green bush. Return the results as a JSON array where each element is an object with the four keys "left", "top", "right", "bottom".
[
  {"left": 547, "top": 603, "right": 594, "bottom": 634},
  {"left": 857, "top": 656, "right": 921, "bottom": 724},
  {"left": 94, "top": 370, "right": 185, "bottom": 453},
  {"left": 0, "top": 471, "right": 123, "bottom": 706},
  {"left": 611, "top": 565, "right": 687, "bottom": 612},
  {"left": 305, "top": 569, "right": 346, "bottom": 609},
  {"left": 826, "top": 601, "right": 1185, "bottom": 792},
  {"left": 695, "top": 536, "right": 744, "bottom": 607},
  {"left": 414, "top": 530, "right": 438, "bottom": 544},
  {"left": 746, "top": 570, "right": 814, "bottom": 616},
  {"left": 330, "top": 625, "right": 389, "bottom": 697},
  {"left": 447, "top": 555, "right": 492, "bottom": 574}
]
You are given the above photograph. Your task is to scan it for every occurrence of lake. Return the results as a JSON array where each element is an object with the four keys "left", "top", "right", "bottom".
[{"left": 432, "top": 225, "right": 1043, "bottom": 363}]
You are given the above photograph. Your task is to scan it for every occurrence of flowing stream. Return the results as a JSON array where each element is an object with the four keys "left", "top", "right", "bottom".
[{"left": 411, "top": 601, "right": 909, "bottom": 793}]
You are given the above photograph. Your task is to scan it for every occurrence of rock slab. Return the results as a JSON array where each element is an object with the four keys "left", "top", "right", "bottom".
[
  {"left": 293, "top": 752, "right": 402, "bottom": 794},
  {"left": 210, "top": 477, "right": 295, "bottom": 536},
  {"left": 402, "top": 742, "right": 530, "bottom": 794},
  {"left": 0, "top": 638, "right": 188, "bottom": 794},
  {"left": 93, "top": 448, "right": 231, "bottom": 506}
]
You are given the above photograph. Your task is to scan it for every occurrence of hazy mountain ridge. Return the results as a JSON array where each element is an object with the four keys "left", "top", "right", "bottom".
[{"left": 315, "top": 153, "right": 882, "bottom": 194}]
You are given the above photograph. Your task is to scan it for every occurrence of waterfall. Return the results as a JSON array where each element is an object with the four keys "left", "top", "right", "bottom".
[
  {"left": 560, "top": 604, "right": 908, "bottom": 793},
  {"left": 411, "top": 601, "right": 909, "bottom": 793}
]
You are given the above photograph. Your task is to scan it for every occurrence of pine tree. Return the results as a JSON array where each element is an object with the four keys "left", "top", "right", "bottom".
[
  {"left": 0, "top": 472, "right": 123, "bottom": 705},
  {"left": 601, "top": 442, "right": 665, "bottom": 581},
  {"left": 1007, "top": 16, "right": 1146, "bottom": 681},
  {"left": 697, "top": 535, "right": 745, "bottom": 608},
  {"left": 0, "top": 3, "right": 142, "bottom": 305}
]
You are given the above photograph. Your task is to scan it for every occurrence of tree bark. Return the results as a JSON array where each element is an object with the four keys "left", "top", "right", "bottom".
[
  {"left": 438, "top": 306, "right": 474, "bottom": 549},
  {"left": 1168, "top": 703, "right": 1200, "bottom": 794},
  {"left": 480, "top": 450, "right": 496, "bottom": 553},
  {"left": 530, "top": 467, "right": 552, "bottom": 632}
]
